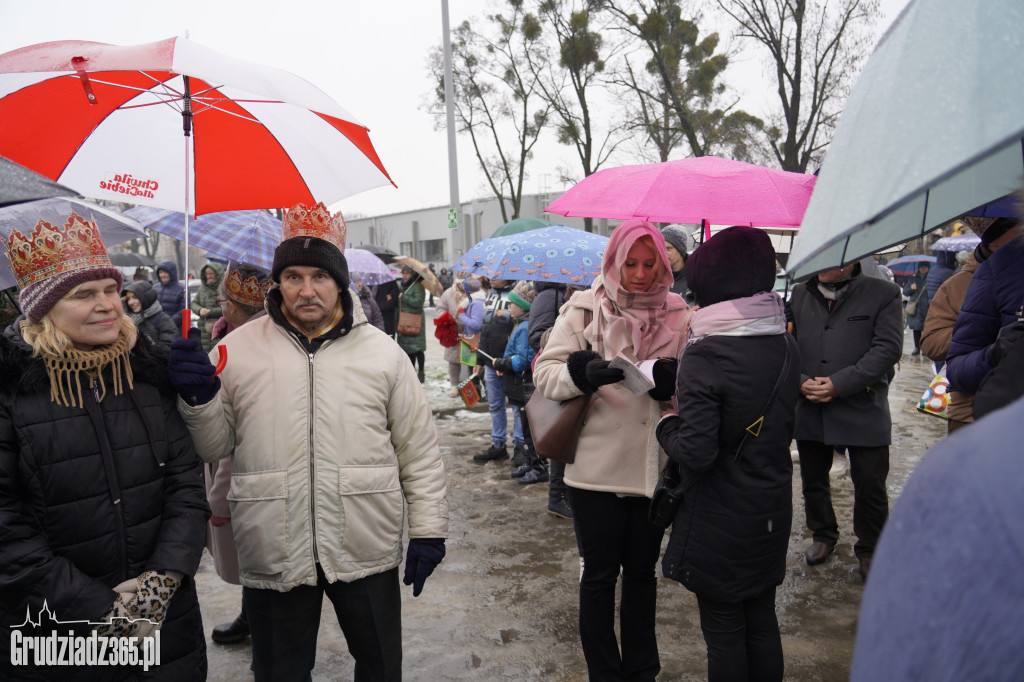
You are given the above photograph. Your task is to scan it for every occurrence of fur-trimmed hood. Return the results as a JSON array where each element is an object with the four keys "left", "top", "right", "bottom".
[{"left": 0, "top": 317, "right": 176, "bottom": 399}]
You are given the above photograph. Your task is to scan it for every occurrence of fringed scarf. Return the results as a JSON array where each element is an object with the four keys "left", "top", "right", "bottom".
[
  {"left": 586, "top": 220, "right": 688, "bottom": 361},
  {"left": 43, "top": 331, "right": 134, "bottom": 408}
]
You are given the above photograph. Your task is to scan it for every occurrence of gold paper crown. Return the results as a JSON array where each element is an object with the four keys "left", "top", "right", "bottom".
[
  {"left": 5, "top": 212, "right": 113, "bottom": 289},
  {"left": 224, "top": 268, "right": 272, "bottom": 308},
  {"left": 281, "top": 202, "right": 346, "bottom": 249}
]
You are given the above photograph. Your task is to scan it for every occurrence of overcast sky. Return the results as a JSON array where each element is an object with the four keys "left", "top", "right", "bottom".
[{"left": 1, "top": 0, "right": 910, "bottom": 219}]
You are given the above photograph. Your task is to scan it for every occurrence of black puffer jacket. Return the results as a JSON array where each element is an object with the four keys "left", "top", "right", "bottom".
[
  {"left": 0, "top": 322, "right": 209, "bottom": 681},
  {"left": 656, "top": 334, "right": 799, "bottom": 603}
]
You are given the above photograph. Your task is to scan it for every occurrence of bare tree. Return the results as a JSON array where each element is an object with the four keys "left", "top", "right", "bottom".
[
  {"left": 602, "top": 0, "right": 764, "bottom": 162},
  {"left": 716, "top": 0, "right": 880, "bottom": 172},
  {"left": 428, "top": 5, "right": 550, "bottom": 223}
]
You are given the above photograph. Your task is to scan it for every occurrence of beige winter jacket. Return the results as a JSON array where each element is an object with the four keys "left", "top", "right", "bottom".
[
  {"left": 179, "top": 303, "right": 449, "bottom": 591},
  {"left": 533, "top": 291, "right": 685, "bottom": 497}
]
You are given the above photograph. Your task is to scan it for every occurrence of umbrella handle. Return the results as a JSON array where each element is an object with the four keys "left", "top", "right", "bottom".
[
  {"left": 182, "top": 309, "right": 191, "bottom": 337},
  {"left": 213, "top": 346, "right": 227, "bottom": 377}
]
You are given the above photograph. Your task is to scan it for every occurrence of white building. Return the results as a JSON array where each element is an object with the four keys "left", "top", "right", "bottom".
[{"left": 344, "top": 191, "right": 618, "bottom": 269}]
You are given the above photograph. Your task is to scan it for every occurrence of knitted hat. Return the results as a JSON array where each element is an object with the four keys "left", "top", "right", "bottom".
[
  {"left": 5, "top": 211, "right": 123, "bottom": 323},
  {"left": 508, "top": 280, "right": 537, "bottom": 311},
  {"left": 271, "top": 202, "right": 349, "bottom": 288},
  {"left": 687, "top": 226, "right": 776, "bottom": 307},
  {"left": 463, "top": 275, "right": 482, "bottom": 294},
  {"left": 660, "top": 225, "right": 693, "bottom": 264},
  {"left": 979, "top": 217, "right": 1018, "bottom": 246}
]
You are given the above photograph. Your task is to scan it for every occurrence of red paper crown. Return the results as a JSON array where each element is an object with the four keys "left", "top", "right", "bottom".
[
  {"left": 5, "top": 212, "right": 113, "bottom": 289},
  {"left": 281, "top": 202, "right": 346, "bottom": 249},
  {"left": 224, "top": 268, "right": 272, "bottom": 308}
]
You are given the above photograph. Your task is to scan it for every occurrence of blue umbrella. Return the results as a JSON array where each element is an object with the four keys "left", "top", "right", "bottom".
[
  {"left": 124, "top": 206, "right": 281, "bottom": 272},
  {"left": 931, "top": 234, "right": 980, "bottom": 253},
  {"left": 887, "top": 254, "right": 936, "bottom": 276},
  {"left": 453, "top": 226, "right": 608, "bottom": 286}
]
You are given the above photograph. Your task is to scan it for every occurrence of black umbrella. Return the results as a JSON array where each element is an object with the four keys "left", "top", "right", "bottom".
[
  {"left": 359, "top": 243, "right": 399, "bottom": 264},
  {"left": 0, "top": 155, "right": 78, "bottom": 208},
  {"left": 109, "top": 252, "right": 155, "bottom": 267}
]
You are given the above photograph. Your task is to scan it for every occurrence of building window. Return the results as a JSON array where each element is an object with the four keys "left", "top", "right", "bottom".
[
  {"left": 400, "top": 242, "right": 414, "bottom": 257},
  {"left": 420, "top": 239, "right": 446, "bottom": 266}
]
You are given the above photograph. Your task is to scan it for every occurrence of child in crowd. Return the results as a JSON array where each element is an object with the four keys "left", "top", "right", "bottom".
[{"left": 491, "top": 280, "right": 547, "bottom": 484}]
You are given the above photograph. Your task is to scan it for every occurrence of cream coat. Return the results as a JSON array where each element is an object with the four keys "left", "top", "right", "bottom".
[
  {"left": 533, "top": 291, "right": 685, "bottom": 497},
  {"left": 179, "top": 303, "right": 448, "bottom": 592}
]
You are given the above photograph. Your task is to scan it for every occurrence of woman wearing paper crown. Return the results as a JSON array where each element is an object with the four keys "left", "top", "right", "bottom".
[
  {"left": 533, "top": 219, "right": 687, "bottom": 681},
  {"left": 0, "top": 212, "right": 210, "bottom": 680}
]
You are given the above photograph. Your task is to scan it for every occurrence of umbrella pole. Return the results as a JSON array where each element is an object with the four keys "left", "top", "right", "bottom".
[{"left": 182, "top": 75, "right": 194, "bottom": 308}]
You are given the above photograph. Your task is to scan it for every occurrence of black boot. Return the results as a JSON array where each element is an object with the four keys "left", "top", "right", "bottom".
[
  {"left": 473, "top": 443, "right": 508, "bottom": 462},
  {"left": 511, "top": 443, "right": 527, "bottom": 467},
  {"left": 211, "top": 607, "right": 249, "bottom": 644},
  {"left": 547, "top": 489, "right": 573, "bottom": 519}
]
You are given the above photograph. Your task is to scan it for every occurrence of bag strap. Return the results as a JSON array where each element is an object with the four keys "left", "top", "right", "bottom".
[{"left": 734, "top": 334, "right": 794, "bottom": 462}]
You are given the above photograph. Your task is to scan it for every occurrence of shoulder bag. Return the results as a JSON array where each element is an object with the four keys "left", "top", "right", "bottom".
[
  {"left": 649, "top": 335, "right": 794, "bottom": 529},
  {"left": 525, "top": 310, "right": 592, "bottom": 464},
  {"left": 396, "top": 291, "right": 422, "bottom": 336}
]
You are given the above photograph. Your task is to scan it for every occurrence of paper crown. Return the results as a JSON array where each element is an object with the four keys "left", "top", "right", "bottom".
[
  {"left": 5, "top": 212, "right": 113, "bottom": 289},
  {"left": 281, "top": 202, "right": 346, "bottom": 249},
  {"left": 223, "top": 267, "right": 272, "bottom": 308}
]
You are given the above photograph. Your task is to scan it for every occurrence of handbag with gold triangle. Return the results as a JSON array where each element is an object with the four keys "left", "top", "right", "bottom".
[{"left": 649, "top": 335, "right": 795, "bottom": 529}]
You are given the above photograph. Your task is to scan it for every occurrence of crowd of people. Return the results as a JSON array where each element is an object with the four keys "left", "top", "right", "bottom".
[{"left": 0, "top": 198, "right": 1021, "bottom": 681}]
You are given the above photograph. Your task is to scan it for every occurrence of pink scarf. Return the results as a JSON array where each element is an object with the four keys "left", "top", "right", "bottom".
[{"left": 586, "top": 220, "right": 688, "bottom": 361}]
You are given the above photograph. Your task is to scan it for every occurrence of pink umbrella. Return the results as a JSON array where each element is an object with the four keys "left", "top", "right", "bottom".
[{"left": 545, "top": 156, "right": 816, "bottom": 239}]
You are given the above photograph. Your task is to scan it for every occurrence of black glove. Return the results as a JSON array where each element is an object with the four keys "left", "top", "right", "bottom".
[
  {"left": 986, "top": 321, "right": 1024, "bottom": 367},
  {"left": 647, "top": 357, "right": 679, "bottom": 401},
  {"left": 585, "top": 359, "right": 625, "bottom": 389},
  {"left": 168, "top": 328, "right": 220, "bottom": 406},
  {"left": 492, "top": 356, "right": 513, "bottom": 373},
  {"left": 403, "top": 538, "right": 446, "bottom": 597}
]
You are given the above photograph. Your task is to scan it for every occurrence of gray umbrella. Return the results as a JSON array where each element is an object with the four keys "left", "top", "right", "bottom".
[
  {"left": 0, "top": 155, "right": 78, "bottom": 208},
  {"left": 788, "top": 0, "right": 1024, "bottom": 279}
]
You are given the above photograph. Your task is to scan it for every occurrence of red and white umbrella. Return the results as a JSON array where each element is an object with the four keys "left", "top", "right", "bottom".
[{"left": 0, "top": 36, "right": 395, "bottom": 289}]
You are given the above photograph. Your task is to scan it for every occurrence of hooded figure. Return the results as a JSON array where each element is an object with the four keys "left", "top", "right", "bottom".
[
  {"left": 153, "top": 260, "right": 185, "bottom": 317},
  {"left": 190, "top": 261, "right": 226, "bottom": 351},
  {"left": 123, "top": 280, "right": 177, "bottom": 350}
]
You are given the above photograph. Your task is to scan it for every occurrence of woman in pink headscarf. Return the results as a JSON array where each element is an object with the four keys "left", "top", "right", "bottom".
[{"left": 534, "top": 219, "right": 688, "bottom": 681}]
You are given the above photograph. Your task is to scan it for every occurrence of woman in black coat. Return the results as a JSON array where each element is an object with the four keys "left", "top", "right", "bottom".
[
  {"left": 0, "top": 213, "right": 209, "bottom": 681},
  {"left": 656, "top": 226, "right": 799, "bottom": 682}
]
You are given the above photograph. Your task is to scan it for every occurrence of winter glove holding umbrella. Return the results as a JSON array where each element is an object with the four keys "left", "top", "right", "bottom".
[
  {"left": 168, "top": 328, "right": 221, "bottom": 405},
  {"left": 403, "top": 538, "right": 446, "bottom": 597}
]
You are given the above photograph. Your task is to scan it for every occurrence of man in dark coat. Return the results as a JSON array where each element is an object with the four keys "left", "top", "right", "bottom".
[
  {"left": 788, "top": 260, "right": 903, "bottom": 581},
  {"left": 661, "top": 224, "right": 693, "bottom": 302},
  {"left": 153, "top": 260, "right": 185, "bottom": 318},
  {"left": 373, "top": 278, "right": 401, "bottom": 336}
]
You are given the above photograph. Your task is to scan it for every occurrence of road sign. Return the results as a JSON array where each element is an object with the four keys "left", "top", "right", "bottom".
[{"left": 448, "top": 208, "right": 459, "bottom": 230}]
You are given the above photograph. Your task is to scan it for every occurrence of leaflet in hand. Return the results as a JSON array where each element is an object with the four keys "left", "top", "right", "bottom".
[{"left": 609, "top": 356, "right": 657, "bottom": 395}]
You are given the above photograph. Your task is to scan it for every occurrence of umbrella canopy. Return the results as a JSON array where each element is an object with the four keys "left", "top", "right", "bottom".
[
  {"left": 787, "top": 0, "right": 1024, "bottom": 279},
  {"left": 0, "top": 154, "right": 79, "bottom": 208},
  {"left": 452, "top": 226, "right": 608, "bottom": 286},
  {"left": 931, "top": 234, "right": 981, "bottom": 253},
  {"left": 344, "top": 248, "right": 397, "bottom": 286},
  {"left": 0, "top": 196, "right": 146, "bottom": 289},
  {"left": 109, "top": 251, "right": 154, "bottom": 267},
  {"left": 359, "top": 243, "right": 399, "bottom": 264},
  {"left": 886, "top": 255, "right": 936, "bottom": 276},
  {"left": 0, "top": 37, "right": 394, "bottom": 217},
  {"left": 490, "top": 217, "right": 557, "bottom": 238},
  {"left": 394, "top": 256, "right": 443, "bottom": 297},
  {"left": 545, "top": 156, "right": 816, "bottom": 236},
  {"left": 124, "top": 206, "right": 281, "bottom": 272}
]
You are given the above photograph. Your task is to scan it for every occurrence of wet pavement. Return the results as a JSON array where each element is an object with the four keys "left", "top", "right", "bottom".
[{"left": 198, "top": 310, "right": 946, "bottom": 680}]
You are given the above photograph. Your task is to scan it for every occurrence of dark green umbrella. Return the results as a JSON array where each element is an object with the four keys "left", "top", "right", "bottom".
[{"left": 490, "top": 217, "right": 556, "bottom": 238}]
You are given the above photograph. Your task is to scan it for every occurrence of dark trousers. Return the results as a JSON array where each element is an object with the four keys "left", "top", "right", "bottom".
[
  {"left": 244, "top": 566, "right": 402, "bottom": 682},
  {"left": 697, "top": 587, "right": 783, "bottom": 682},
  {"left": 569, "top": 486, "right": 665, "bottom": 681},
  {"left": 797, "top": 440, "right": 890, "bottom": 558}
]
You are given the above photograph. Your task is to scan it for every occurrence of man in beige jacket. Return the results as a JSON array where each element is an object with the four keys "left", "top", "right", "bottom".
[{"left": 169, "top": 203, "right": 448, "bottom": 682}]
